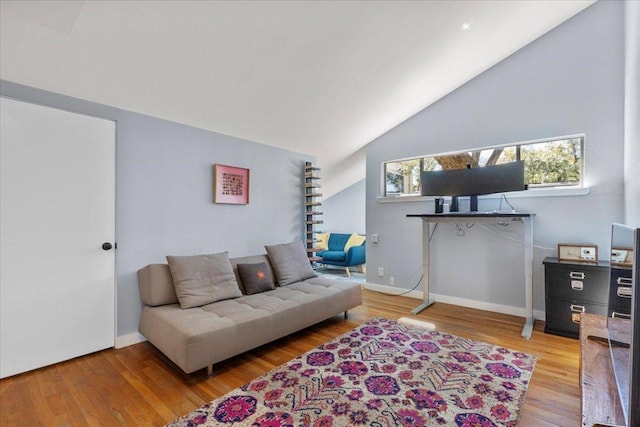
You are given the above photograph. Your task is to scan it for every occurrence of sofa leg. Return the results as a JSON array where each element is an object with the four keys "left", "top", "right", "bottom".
[
  {"left": 345, "top": 267, "right": 351, "bottom": 278},
  {"left": 207, "top": 365, "right": 213, "bottom": 377},
  {"left": 344, "top": 311, "right": 349, "bottom": 319}
]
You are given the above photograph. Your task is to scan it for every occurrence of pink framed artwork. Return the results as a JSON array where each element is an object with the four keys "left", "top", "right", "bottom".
[{"left": 213, "top": 164, "right": 249, "bottom": 204}]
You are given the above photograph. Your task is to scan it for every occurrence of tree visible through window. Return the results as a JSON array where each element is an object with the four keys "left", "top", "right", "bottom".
[{"left": 384, "top": 136, "right": 583, "bottom": 197}]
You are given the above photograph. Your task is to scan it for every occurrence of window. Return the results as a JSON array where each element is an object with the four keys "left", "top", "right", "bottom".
[{"left": 383, "top": 135, "right": 583, "bottom": 197}]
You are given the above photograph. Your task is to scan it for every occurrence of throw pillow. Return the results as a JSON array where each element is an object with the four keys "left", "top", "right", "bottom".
[
  {"left": 315, "top": 233, "right": 329, "bottom": 251},
  {"left": 265, "top": 241, "right": 317, "bottom": 286},
  {"left": 344, "top": 234, "right": 366, "bottom": 252},
  {"left": 237, "top": 262, "right": 276, "bottom": 295},
  {"left": 166, "top": 252, "right": 242, "bottom": 309}
]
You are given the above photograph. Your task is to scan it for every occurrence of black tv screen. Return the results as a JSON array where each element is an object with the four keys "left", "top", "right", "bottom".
[{"left": 420, "top": 160, "right": 526, "bottom": 197}]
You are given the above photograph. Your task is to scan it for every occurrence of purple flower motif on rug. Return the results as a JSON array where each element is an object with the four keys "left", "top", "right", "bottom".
[
  {"left": 307, "top": 351, "right": 334, "bottom": 366},
  {"left": 251, "top": 411, "right": 293, "bottom": 427},
  {"left": 322, "top": 375, "right": 344, "bottom": 388},
  {"left": 454, "top": 412, "right": 499, "bottom": 427},
  {"left": 365, "top": 375, "right": 400, "bottom": 395},
  {"left": 166, "top": 317, "right": 537, "bottom": 427},
  {"left": 348, "top": 409, "right": 369, "bottom": 424},
  {"left": 338, "top": 360, "right": 368, "bottom": 376},
  {"left": 450, "top": 351, "right": 481, "bottom": 363},
  {"left": 360, "top": 326, "right": 383, "bottom": 336},
  {"left": 397, "top": 408, "right": 427, "bottom": 427},
  {"left": 410, "top": 340, "right": 440, "bottom": 353},
  {"left": 406, "top": 388, "right": 447, "bottom": 412},
  {"left": 486, "top": 362, "right": 521, "bottom": 379},
  {"left": 214, "top": 395, "right": 257, "bottom": 423}
]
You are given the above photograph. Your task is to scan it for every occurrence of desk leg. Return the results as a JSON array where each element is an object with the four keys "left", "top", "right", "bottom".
[
  {"left": 522, "top": 217, "right": 535, "bottom": 339},
  {"left": 412, "top": 220, "right": 434, "bottom": 314}
]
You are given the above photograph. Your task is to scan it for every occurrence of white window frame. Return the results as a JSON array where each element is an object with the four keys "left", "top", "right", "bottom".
[{"left": 379, "top": 134, "right": 587, "bottom": 201}]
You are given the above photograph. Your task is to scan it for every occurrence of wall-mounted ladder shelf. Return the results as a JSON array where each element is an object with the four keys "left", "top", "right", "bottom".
[{"left": 304, "top": 162, "right": 323, "bottom": 265}]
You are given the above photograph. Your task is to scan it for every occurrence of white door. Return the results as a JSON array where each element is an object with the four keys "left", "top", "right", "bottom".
[{"left": 0, "top": 97, "right": 116, "bottom": 378}]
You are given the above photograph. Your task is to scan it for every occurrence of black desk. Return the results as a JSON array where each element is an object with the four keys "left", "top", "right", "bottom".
[{"left": 407, "top": 212, "right": 535, "bottom": 338}]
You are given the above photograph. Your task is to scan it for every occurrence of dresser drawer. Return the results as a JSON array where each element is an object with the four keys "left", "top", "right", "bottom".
[
  {"left": 544, "top": 261, "right": 609, "bottom": 303},
  {"left": 607, "top": 267, "right": 633, "bottom": 309},
  {"left": 544, "top": 298, "right": 608, "bottom": 339}
]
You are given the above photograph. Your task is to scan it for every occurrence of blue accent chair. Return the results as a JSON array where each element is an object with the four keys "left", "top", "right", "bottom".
[{"left": 316, "top": 233, "right": 366, "bottom": 277}]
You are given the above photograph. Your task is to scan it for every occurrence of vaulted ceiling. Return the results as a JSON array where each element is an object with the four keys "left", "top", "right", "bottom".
[{"left": 0, "top": 0, "right": 594, "bottom": 197}]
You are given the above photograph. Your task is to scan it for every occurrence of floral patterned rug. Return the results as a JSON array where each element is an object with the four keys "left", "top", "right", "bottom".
[{"left": 167, "top": 317, "right": 536, "bottom": 426}]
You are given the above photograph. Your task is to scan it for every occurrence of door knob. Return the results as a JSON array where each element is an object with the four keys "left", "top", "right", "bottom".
[{"left": 102, "top": 242, "right": 113, "bottom": 251}]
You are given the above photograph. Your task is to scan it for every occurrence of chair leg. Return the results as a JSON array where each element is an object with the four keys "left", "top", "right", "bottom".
[
  {"left": 359, "top": 264, "right": 365, "bottom": 273},
  {"left": 345, "top": 267, "right": 351, "bottom": 278}
]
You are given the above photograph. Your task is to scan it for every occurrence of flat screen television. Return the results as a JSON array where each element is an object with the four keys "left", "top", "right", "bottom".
[
  {"left": 420, "top": 160, "right": 526, "bottom": 212},
  {"left": 607, "top": 223, "right": 640, "bottom": 427}
]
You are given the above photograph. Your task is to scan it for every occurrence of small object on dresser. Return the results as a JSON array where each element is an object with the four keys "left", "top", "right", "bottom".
[{"left": 558, "top": 243, "right": 598, "bottom": 263}]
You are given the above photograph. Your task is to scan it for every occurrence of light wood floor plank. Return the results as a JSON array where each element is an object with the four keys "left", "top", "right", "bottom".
[{"left": 0, "top": 289, "right": 581, "bottom": 426}]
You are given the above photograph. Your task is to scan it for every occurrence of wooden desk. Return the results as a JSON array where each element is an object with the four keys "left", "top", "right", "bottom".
[
  {"left": 406, "top": 212, "right": 535, "bottom": 338},
  {"left": 580, "top": 312, "right": 626, "bottom": 427}
]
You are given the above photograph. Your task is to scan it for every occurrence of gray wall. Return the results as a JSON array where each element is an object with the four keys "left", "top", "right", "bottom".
[
  {"left": 365, "top": 1, "right": 625, "bottom": 314},
  {"left": 322, "top": 178, "right": 366, "bottom": 235},
  {"left": 625, "top": 0, "right": 640, "bottom": 227},
  {"left": 0, "top": 80, "right": 312, "bottom": 340}
]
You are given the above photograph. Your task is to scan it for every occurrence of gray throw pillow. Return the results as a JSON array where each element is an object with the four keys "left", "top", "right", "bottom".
[
  {"left": 265, "top": 241, "right": 317, "bottom": 286},
  {"left": 166, "top": 252, "right": 242, "bottom": 309},
  {"left": 237, "top": 262, "right": 276, "bottom": 295}
]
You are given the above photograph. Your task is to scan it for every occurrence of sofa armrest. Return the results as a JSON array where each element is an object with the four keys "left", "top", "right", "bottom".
[{"left": 345, "top": 244, "right": 366, "bottom": 266}]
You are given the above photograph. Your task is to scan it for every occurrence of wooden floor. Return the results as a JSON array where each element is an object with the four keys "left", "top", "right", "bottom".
[{"left": 0, "top": 289, "right": 581, "bottom": 426}]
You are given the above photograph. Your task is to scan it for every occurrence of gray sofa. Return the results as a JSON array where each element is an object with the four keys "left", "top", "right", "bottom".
[{"left": 138, "top": 253, "right": 362, "bottom": 375}]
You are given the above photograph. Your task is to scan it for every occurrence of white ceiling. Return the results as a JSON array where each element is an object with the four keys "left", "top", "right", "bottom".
[{"left": 0, "top": 0, "right": 594, "bottom": 197}]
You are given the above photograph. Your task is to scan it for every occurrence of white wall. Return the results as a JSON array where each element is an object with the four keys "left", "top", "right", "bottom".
[
  {"left": 624, "top": 0, "right": 640, "bottom": 227},
  {"left": 365, "top": 1, "right": 625, "bottom": 315},
  {"left": 0, "top": 80, "right": 313, "bottom": 343},
  {"left": 322, "top": 178, "right": 366, "bottom": 235}
]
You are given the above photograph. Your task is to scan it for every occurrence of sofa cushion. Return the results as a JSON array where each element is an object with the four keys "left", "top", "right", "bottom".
[
  {"left": 320, "top": 250, "right": 347, "bottom": 262},
  {"left": 237, "top": 262, "right": 276, "bottom": 295},
  {"left": 230, "top": 254, "right": 277, "bottom": 289},
  {"left": 166, "top": 252, "right": 242, "bottom": 309},
  {"left": 328, "top": 233, "right": 350, "bottom": 251},
  {"left": 315, "top": 233, "right": 329, "bottom": 251},
  {"left": 265, "top": 241, "right": 317, "bottom": 286},
  {"left": 344, "top": 234, "right": 366, "bottom": 251},
  {"left": 138, "top": 264, "right": 179, "bottom": 306}
]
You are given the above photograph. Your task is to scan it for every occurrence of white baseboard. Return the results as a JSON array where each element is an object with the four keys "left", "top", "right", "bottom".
[
  {"left": 363, "top": 282, "right": 545, "bottom": 321},
  {"left": 115, "top": 332, "right": 147, "bottom": 349},
  {"left": 364, "top": 282, "right": 424, "bottom": 299}
]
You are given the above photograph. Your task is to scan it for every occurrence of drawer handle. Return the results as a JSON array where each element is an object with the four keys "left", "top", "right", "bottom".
[
  {"left": 570, "top": 304, "right": 586, "bottom": 313},
  {"left": 571, "top": 280, "right": 583, "bottom": 291},
  {"left": 569, "top": 272, "right": 585, "bottom": 280},
  {"left": 570, "top": 304, "right": 585, "bottom": 324},
  {"left": 617, "top": 286, "right": 632, "bottom": 298},
  {"left": 617, "top": 277, "right": 632, "bottom": 286},
  {"left": 611, "top": 311, "right": 631, "bottom": 319}
]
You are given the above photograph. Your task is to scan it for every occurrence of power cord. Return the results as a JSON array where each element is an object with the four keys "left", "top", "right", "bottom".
[{"left": 500, "top": 194, "right": 516, "bottom": 211}]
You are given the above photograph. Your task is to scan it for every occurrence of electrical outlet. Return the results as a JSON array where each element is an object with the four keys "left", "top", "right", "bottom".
[
  {"left": 371, "top": 234, "right": 378, "bottom": 243},
  {"left": 389, "top": 276, "right": 395, "bottom": 286},
  {"left": 377, "top": 267, "right": 384, "bottom": 277}
]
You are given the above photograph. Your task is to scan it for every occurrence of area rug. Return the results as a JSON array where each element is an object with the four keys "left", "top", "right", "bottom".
[{"left": 167, "top": 317, "right": 536, "bottom": 427}]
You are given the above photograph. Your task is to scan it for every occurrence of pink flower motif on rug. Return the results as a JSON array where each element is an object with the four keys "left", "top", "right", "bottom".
[{"left": 166, "top": 317, "right": 537, "bottom": 427}]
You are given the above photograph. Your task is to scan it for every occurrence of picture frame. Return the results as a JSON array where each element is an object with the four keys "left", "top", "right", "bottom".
[
  {"left": 557, "top": 243, "right": 598, "bottom": 263},
  {"left": 213, "top": 164, "right": 249, "bottom": 204}
]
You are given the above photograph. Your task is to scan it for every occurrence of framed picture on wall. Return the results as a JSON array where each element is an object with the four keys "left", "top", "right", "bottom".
[{"left": 213, "top": 164, "right": 249, "bottom": 204}]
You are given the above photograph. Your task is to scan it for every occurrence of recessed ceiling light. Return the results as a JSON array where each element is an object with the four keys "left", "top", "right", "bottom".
[{"left": 461, "top": 18, "right": 474, "bottom": 31}]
